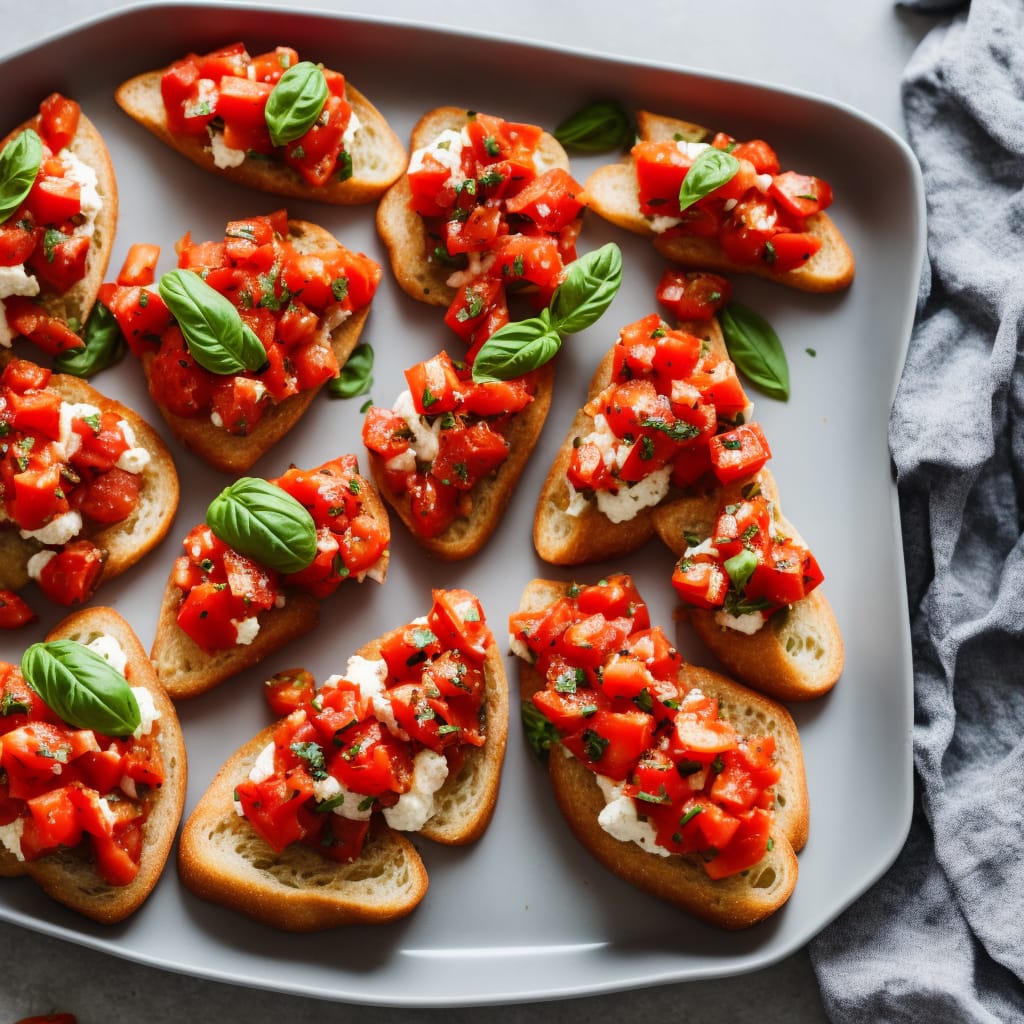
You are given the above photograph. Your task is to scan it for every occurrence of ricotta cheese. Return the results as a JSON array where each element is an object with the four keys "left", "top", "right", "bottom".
[
  {"left": 382, "top": 748, "right": 449, "bottom": 832},
  {"left": 594, "top": 774, "right": 669, "bottom": 857}
]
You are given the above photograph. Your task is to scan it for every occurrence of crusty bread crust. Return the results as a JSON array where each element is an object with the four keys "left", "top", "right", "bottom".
[
  {"left": 114, "top": 70, "right": 406, "bottom": 205},
  {"left": 1, "top": 102, "right": 119, "bottom": 331},
  {"left": 177, "top": 613, "right": 509, "bottom": 928},
  {"left": 140, "top": 219, "right": 375, "bottom": 475},
  {"left": 584, "top": 110, "right": 855, "bottom": 294},
  {"left": 0, "top": 352, "right": 180, "bottom": 596},
  {"left": 651, "top": 468, "right": 844, "bottom": 701},
  {"left": 369, "top": 360, "right": 555, "bottom": 562},
  {"left": 150, "top": 464, "right": 389, "bottom": 700},
  {"left": 532, "top": 318, "right": 725, "bottom": 566},
  {"left": 376, "top": 106, "right": 574, "bottom": 308},
  {"left": 0, "top": 607, "right": 187, "bottom": 923},
  {"left": 516, "top": 578, "right": 808, "bottom": 929}
]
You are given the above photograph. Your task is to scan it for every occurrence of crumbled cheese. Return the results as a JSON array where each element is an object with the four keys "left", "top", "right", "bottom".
[
  {"left": 114, "top": 419, "right": 151, "bottom": 474},
  {"left": 0, "top": 819, "right": 25, "bottom": 862},
  {"left": 131, "top": 686, "right": 161, "bottom": 738},
  {"left": 314, "top": 775, "right": 374, "bottom": 821},
  {"left": 86, "top": 633, "right": 128, "bottom": 675},
  {"left": 208, "top": 129, "right": 247, "bottom": 169},
  {"left": 248, "top": 742, "right": 276, "bottom": 785},
  {"left": 594, "top": 464, "right": 672, "bottom": 524},
  {"left": 675, "top": 139, "right": 710, "bottom": 160},
  {"left": 342, "top": 109, "right": 362, "bottom": 152},
  {"left": 508, "top": 632, "right": 533, "bottom": 663},
  {"left": 26, "top": 550, "right": 56, "bottom": 581},
  {"left": 61, "top": 149, "right": 102, "bottom": 239},
  {"left": 382, "top": 748, "right": 449, "bottom": 832},
  {"left": 331, "top": 656, "right": 408, "bottom": 740},
  {"left": 594, "top": 774, "right": 669, "bottom": 857},
  {"left": 210, "top": 411, "right": 224, "bottom": 428},
  {"left": 647, "top": 214, "right": 684, "bottom": 234},
  {"left": 0, "top": 264, "right": 41, "bottom": 301},
  {"left": 407, "top": 127, "right": 467, "bottom": 191},
  {"left": 19, "top": 510, "right": 83, "bottom": 546},
  {"left": 233, "top": 616, "right": 260, "bottom": 646},
  {"left": 392, "top": 389, "right": 441, "bottom": 464},
  {"left": 714, "top": 608, "right": 766, "bottom": 635}
]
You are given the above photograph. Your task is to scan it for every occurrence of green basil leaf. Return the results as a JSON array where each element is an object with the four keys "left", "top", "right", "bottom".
[
  {"left": 22, "top": 639, "right": 141, "bottom": 736},
  {"left": 158, "top": 269, "right": 267, "bottom": 375},
  {"left": 720, "top": 302, "right": 790, "bottom": 401},
  {"left": 53, "top": 301, "right": 125, "bottom": 378},
  {"left": 520, "top": 699, "right": 558, "bottom": 761},
  {"left": 547, "top": 242, "right": 623, "bottom": 336},
  {"left": 724, "top": 548, "right": 759, "bottom": 593},
  {"left": 554, "top": 100, "right": 633, "bottom": 153},
  {"left": 678, "top": 147, "right": 739, "bottom": 213},
  {"left": 327, "top": 342, "right": 373, "bottom": 399},
  {"left": 470, "top": 315, "right": 561, "bottom": 383},
  {"left": 0, "top": 128, "right": 42, "bottom": 225},
  {"left": 206, "top": 477, "right": 318, "bottom": 575},
  {"left": 265, "top": 61, "right": 329, "bottom": 148}
]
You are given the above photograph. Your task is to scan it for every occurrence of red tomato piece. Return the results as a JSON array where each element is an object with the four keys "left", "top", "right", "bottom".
[
  {"left": 656, "top": 269, "right": 733, "bottom": 322},
  {"left": 708, "top": 421, "right": 772, "bottom": 484},
  {"left": 264, "top": 668, "right": 317, "bottom": 718}
]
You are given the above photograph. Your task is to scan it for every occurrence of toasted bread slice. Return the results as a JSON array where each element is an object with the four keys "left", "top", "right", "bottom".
[
  {"left": 516, "top": 578, "right": 808, "bottom": 929},
  {"left": 532, "top": 318, "right": 724, "bottom": 566},
  {"left": 114, "top": 67, "right": 406, "bottom": 206},
  {"left": 585, "top": 110, "right": 855, "bottom": 293},
  {"left": 0, "top": 352, "right": 179, "bottom": 598},
  {"left": 375, "top": 106, "right": 573, "bottom": 308},
  {"left": 139, "top": 219, "right": 374, "bottom": 475},
  {"left": 652, "top": 468, "right": 844, "bottom": 701},
  {"left": 177, "top": 602, "right": 509, "bottom": 929},
  {"left": 369, "top": 360, "right": 556, "bottom": 561},
  {"left": 0, "top": 607, "right": 187, "bottom": 923},
  {"left": 1, "top": 98, "right": 118, "bottom": 337},
  {"left": 150, "top": 461, "right": 390, "bottom": 700}
]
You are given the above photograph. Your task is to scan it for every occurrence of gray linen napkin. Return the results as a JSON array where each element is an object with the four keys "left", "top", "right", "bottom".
[{"left": 809, "top": 1, "right": 1024, "bottom": 1019}]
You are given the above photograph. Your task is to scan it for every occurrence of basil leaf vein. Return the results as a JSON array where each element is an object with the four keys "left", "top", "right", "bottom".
[
  {"left": 158, "top": 269, "right": 267, "bottom": 375},
  {"left": 21, "top": 639, "right": 141, "bottom": 736},
  {"left": 206, "top": 477, "right": 318, "bottom": 575}
]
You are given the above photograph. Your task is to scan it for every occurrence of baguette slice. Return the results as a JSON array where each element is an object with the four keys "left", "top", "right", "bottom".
[
  {"left": 376, "top": 107, "right": 573, "bottom": 308},
  {"left": 150, "top": 461, "right": 390, "bottom": 700},
  {"left": 652, "top": 468, "right": 844, "bottom": 701},
  {"left": 368, "top": 361, "right": 556, "bottom": 561},
  {"left": 0, "top": 606, "right": 187, "bottom": 923},
  {"left": 177, "top": 609, "right": 509, "bottom": 929},
  {"left": 517, "top": 578, "right": 808, "bottom": 930},
  {"left": 0, "top": 352, "right": 179, "bottom": 597},
  {"left": 532, "top": 317, "right": 725, "bottom": 566},
  {"left": 140, "top": 219, "right": 373, "bottom": 475},
  {"left": 0, "top": 98, "right": 118, "bottom": 336},
  {"left": 585, "top": 110, "right": 855, "bottom": 293},
  {"left": 115, "top": 68, "right": 406, "bottom": 206}
]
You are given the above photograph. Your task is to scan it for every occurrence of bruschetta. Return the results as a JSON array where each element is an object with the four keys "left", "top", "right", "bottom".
[
  {"left": 0, "top": 352, "right": 179, "bottom": 625},
  {"left": 362, "top": 349, "right": 554, "bottom": 560},
  {"left": 99, "top": 209, "right": 381, "bottom": 474},
  {"left": 0, "top": 606, "right": 187, "bottom": 923},
  {"left": 376, "top": 106, "right": 587, "bottom": 352},
  {"left": 652, "top": 468, "right": 844, "bottom": 702},
  {"left": 150, "top": 453, "right": 390, "bottom": 700},
  {"left": 510, "top": 575, "right": 808, "bottom": 929},
  {"left": 532, "top": 311, "right": 767, "bottom": 565},
  {"left": 178, "top": 587, "right": 508, "bottom": 930},
  {"left": 585, "top": 110, "right": 854, "bottom": 293},
  {"left": 114, "top": 42, "right": 406, "bottom": 205},
  {"left": 0, "top": 93, "right": 117, "bottom": 354}
]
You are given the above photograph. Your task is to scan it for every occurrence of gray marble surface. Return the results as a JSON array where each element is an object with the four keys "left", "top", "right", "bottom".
[{"left": 0, "top": 1, "right": 933, "bottom": 1020}]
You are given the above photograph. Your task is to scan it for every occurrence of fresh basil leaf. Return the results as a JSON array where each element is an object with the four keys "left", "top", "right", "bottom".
[
  {"left": 720, "top": 302, "right": 790, "bottom": 401},
  {"left": 0, "top": 128, "right": 42, "bottom": 225},
  {"left": 328, "top": 342, "right": 373, "bottom": 399},
  {"left": 724, "top": 548, "right": 758, "bottom": 592},
  {"left": 521, "top": 699, "right": 558, "bottom": 761},
  {"left": 265, "top": 61, "right": 329, "bottom": 148},
  {"left": 554, "top": 100, "right": 633, "bottom": 153},
  {"left": 470, "top": 315, "right": 561, "bottom": 383},
  {"left": 53, "top": 301, "right": 125, "bottom": 378},
  {"left": 158, "top": 269, "right": 267, "bottom": 375},
  {"left": 206, "top": 476, "right": 318, "bottom": 575},
  {"left": 678, "top": 147, "right": 739, "bottom": 213},
  {"left": 547, "top": 242, "right": 623, "bottom": 336},
  {"left": 22, "top": 639, "right": 141, "bottom": 736}
]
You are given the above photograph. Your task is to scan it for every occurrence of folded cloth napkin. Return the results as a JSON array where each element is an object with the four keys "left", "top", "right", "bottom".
[{"left": 809, "top": 1, "right": 1024, "bottom": 1019}]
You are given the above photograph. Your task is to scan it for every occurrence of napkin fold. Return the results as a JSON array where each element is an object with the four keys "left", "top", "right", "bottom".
[{"left": 809, "top": 1, "right": 1024, "bottom": 1019}]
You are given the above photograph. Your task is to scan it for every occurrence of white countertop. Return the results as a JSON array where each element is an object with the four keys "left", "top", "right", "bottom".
[{"left": 0, "top": 1, "right": 933, "bottom": 1021}]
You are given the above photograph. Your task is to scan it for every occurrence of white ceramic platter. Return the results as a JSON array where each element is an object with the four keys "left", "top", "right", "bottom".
[{"left": 0, "top": 2, "right": 923, "bottom": 1007}]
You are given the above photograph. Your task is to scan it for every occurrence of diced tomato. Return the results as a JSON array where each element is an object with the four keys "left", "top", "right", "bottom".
[
  {"left": 671, "top": 554, "right": 729, "bottom": 610},
  {"left": 35, "top": 540, "right": 105, "bottom": 606},
  {"left": 504, "top": 167, "right": 586, "bottom": 233},
  {"left": 264, "top": 668, "right": 317, "bottom": 718},
  {"left": 176, "top": 581, "right": 248, "bottom": 653},
  {"left": 763, "top": 230, "right": 823, "bottom": 273},
  {"left": 769, "top": 170, "right": 833, "bottom": 220},
  {"left": 567, "top": 441, "right": 614, "bottom": 492},
  {"left": 115, "top": 243, "right": 161, "bottom": 286},
  {"left": 408, "top": 475, "right": 460, "bottom": 539},
  {"left": 3, "top": 296, "right": 83, "bottom": 355},
  {"left": 405, "top": 351, "right": 464, "bottom": 415},
  {"left": 562, "top": 708, "right": 654, "bottom": 781},
  {"left": 38, "top": 93, "right": 80, "bottom": 152},
  {"left": 708, "top": 421, "right": 772, "bottom": 484},
  {"left": 656, "top": 269, "right": 733, "bottom": 322},
  {"left": 0, "top": 590, "right": 35, "bottom": 630},
  {"left": 428, "top": 588, "right": 491, "bottom": 661},
  {"left": 73, "top": 467, "right": 141, "bottom": 524},
  {"left": 703, "top": 807, "right": 773, "bottom": 879}
]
